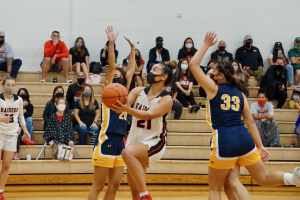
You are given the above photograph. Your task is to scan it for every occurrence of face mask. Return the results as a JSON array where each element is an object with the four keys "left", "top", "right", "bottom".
[
  {"left": 20, "top": 94, "right": 28, "bottom": 100},
  {"left": 245, "top": 42, "right": 252, "bottom": 48},
  {"left": 147, "top": 72, "right": 163, "bottom": 84},
  {"left": 57, "top": 104, "right": 66, "bottom": 111},
  {"left": 219, "top": 46, "right": 225, "bottom": 52},
  {"left": 233, "top": 66, "right": 238, "bottom": 72},
  {"left": 76, "top": 42, "right": 82, "bottom": 48},
  {"left": 156, "top": 43, "right": 163, "bottom": 49},
  {"left": 258, "top": 99, "right": 266, "bottom": 106},
  {"left": 84, "top": 92, "right": 91, "bottom": 97},
  {"left": 55, "top": 92, "right": 64, "bottom": 98},
  {"left": 293, "top": 96, "right": 299, "bottom": 100},
  {"left": 113, "top": 77, "right": 125, "bottom": 86},
  {"left": 5, "top": 86, "right": 15, "bottom": 95},
  {"left": 210, "top": 74, "right": 218, "bottom": 84},
  {"left": 77, "top": 78, "right": 85, "bottom": 84},
  {"left": 276, "top": 65, "right": 283, "bottom": 71},
  {"left": 295, "top": 44, "right": 300, "bottom": 50},
  {"left": 52, "top": 37, "right": 59, "bottom": 42},
  {"left": 135, "top": 55, "right": 139, "bottom": 60},
  {"left": 181, "top": 64, "right": 188, "bottom": 71},
  {"left": 0, "top": 40, "right": 4, "bottom": 45},
  {"left": 185, "top": 43, "right": 193, "bottom": 49}
]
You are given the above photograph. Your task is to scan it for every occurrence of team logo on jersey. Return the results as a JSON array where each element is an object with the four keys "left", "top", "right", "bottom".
[
  {"left": 135, "top": 103, "right": 149, "bottom": 111},
  {"left": 179, "top": 76, "right": 189, "bottom": 89},
  {"left": 1, "top": 108, "right": 18, "bottom": 112},
  {"left": 74, "top": 91, "right": 82, "bottom": 102}
]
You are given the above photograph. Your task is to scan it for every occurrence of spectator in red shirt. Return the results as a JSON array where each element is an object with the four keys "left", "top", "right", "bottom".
[{"left": 41, "top": 31, "right": 71, "bottom": 83}]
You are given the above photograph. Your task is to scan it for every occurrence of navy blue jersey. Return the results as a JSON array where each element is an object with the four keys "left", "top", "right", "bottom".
[{"left": 206, "top": 83, "right": 244, "bottom": 130}]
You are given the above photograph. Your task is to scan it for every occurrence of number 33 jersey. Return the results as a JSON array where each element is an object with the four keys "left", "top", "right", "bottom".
[
  {"left": 206, "top": 83, "right": 244, "bottom": 130},
  {"left": 127, "top": 87, "right": 169, "bottom": 145}
]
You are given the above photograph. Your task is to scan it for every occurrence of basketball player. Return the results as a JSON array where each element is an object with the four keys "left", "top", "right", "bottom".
[
  {"left": 0, "top": 77, "right": 31, "bottom": 200},
  {"left": 188, "top": 31, "right": 300, "bottom": 200},
  {"left": 87, "top": 26, "right": 136, "bottom": 200},
  {"left": 111, "top": 62, "right": 173, "bottom": 200}
]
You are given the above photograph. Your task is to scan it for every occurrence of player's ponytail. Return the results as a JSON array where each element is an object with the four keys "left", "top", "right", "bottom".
[{"left": 159, "top": 61, "right": 175, "bottom": 86}]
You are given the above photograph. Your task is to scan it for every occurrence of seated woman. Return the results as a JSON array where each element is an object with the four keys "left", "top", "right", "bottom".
[
  {"left": 74, "top": 84, "right": 100, "bottom": 145},
  {"left": 100, "top": 41, "right": 118, "bottom": 67},
  {"left": 175, "top": 59, "right": 200, "bottom": 113},
  {"left": 43, "top": 98, "right": 75, "bottom": 159},
  {"left": 250, "top": 89, "right": 281, "bottom": 147},
  {"left": 134, "top": 49, "right": 145, "bottom": 86},
  {"left": 199, "top": 60, "right": 216, "bottom": 98},
  {"left": 69, "top": 37, "right": 91, "bottom": 83},
  {"left": 231, "top": 60, "right": 246, "bottom": 82},
  {"left": 43, "top": 86, "right": 69, "bottom": 130},
  {"left": 17, "top": 88, "right": 34, "bottom": 138}
]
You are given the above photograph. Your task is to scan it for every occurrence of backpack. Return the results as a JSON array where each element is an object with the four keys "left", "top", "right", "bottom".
[
  {"left": 90, "top": 62, "right": 102, "bottom": 74},
  {"left": 90, "top": 74, "right": 102, "bottom": 84}
]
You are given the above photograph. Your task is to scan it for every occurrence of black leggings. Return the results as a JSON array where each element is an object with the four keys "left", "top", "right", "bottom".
[
  {"left": 172, "top": 101, "right": 183, "bottom": 119},
  {"left": 262, "top": 83, "right": 287, "bottom": 108},
  {"left": 177, "top": 91, "right": 197, "bottom": 107}
]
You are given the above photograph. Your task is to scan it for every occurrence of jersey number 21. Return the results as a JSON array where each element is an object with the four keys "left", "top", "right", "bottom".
[{"left": 221, "top": 94, "right": 240, "bottom": 111}]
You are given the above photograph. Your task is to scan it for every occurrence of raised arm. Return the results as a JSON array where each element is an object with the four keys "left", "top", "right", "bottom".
[
  {"left": 105, "top": 26, "right": 119, "bottom": 84},
  {"left": 189, "top": 31, "right": 218, "bottom": 99},
  {"left": 124, "top": 36, "right": 136, "bottom": 90}
]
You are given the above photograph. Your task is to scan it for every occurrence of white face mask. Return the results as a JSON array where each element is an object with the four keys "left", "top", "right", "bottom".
[
  {"left": 233, "top": 66, "right": 238, "bottom": 72},
  {"left": 57, "top": 104, "right": 66, "bottom": 111},
  {"left": 181, "top": 64, "right": 189, "bottom": 71},
  {"left": 185, "top": 43, "right": 193, "bottom": 49}
]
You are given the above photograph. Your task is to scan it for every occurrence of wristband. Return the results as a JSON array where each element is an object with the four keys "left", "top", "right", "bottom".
[
  {"left": 78, "top": 121, "right": 83, "bottom": 124},
  {"left": 260, "top": 116, "right": 263, "bottom": 120}
]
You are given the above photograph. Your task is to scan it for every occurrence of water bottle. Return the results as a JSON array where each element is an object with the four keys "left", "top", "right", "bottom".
[{"left": 27, "top": 154, "right": 31, "bottom": 160}]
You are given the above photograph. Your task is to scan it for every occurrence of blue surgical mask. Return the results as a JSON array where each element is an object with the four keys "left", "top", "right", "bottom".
[{"left": 293, "top": 96, "right": 299, "bottom": 100}]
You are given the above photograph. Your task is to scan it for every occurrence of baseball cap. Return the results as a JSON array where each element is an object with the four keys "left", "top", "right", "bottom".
[
  {"left": 294, "top": 37, "right": 300, "bottom": 42},
  {"left": 244, "top": 35, "right": 252, "bottom": 41},
  {"left": 122, "top": 58, "right": 129, "bottom": 65},
  {"left": 274, "top": 42, "right": 282, "bottom": 47},
  {"left": 156, "top": 37, "right": 163, "bottom": 42},
  {"left": 0, "top": 31, "right": 5, "bottom": 37}
]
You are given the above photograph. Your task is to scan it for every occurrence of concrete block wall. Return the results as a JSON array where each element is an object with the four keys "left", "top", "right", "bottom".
[{"left": 0, "top": 0, "right": 299, "bottom": 72}]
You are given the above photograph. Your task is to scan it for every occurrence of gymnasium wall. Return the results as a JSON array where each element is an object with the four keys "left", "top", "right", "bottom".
[{"left": 1, "top": 0, "right": 300, "bottom": 72}]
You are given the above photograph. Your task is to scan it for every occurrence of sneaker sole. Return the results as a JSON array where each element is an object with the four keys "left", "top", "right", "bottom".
[{"left": 294, "top": 167, "right": 300, "bottom": 187}]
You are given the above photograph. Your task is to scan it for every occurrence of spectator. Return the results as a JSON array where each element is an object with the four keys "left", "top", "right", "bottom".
[
  {"left": 134, "top": 49, "right": 145, "bottom": 86},
  {"left": 166, "top": 79, "right": 183, "bottom": 119},
  {"left": 250, "top": 89, "right": 280, "bottom": 147},
  {"left": 199, "top": 60, "right": 216, "bottom": 98},
  {"left": 43, "top": 98, "right": 75, "bottom": 160},
  {"left": 66, "top": 71, "right": 86, "bottom": 111},
  {"left": 235, "top": 35, "right": 265, "bottom": 82},
  {"left": 74, "top": 84, "right": 100, "bottom": 145},
  {"left": 14, "top": 127, "right": 22, "bottom": 160},
  {"left": 146, "top": 36, "right": 170, "bottom": 73},
  {"left": 211, "top": 40, "right": 233, "bottom": 62},
  {"left": 289, "top": 37, "right": 300, "bottom": 86},
  {"left": 17, "top": 88, "right": 34, "bottom": 138},
  {"left": 288, "top": 89, "right": 300, "bottom": 110},
  {"left": 0, "top": 31, "right": 22, "bottom": 78},
  {"left": 231, "top": 60, "right": 246, "bottom": 82},
  {"left": 69, "top": 37, "right": 91, "bottom": 83},
  {"left": 43, "top": 85, "right": 70, "bottom": 130},
  {"left": 100, "top": 41, "right": 118, "bottom": 66},
  {"left": 175, "top": 59, "right": 200, "bottom": 113},
  {"left": 260, "top": 58, "right": 287, "bottom": 109},
  {"left": 41, "top": 31, "right": 71, "bottom": 83},
  {"left": 269, "top": 42, "right": 297, "bottom": 88},
  {"left": 178, "top": 37, "right": 197, "bottom": 62}
]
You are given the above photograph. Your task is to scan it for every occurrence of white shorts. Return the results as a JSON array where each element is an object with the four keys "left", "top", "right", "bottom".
[
  {"left": 141, "top": 133, "right": 166, "bottom": 164},
  {"left": 0, "top": 133, "right": 17, "bottom": 152}
]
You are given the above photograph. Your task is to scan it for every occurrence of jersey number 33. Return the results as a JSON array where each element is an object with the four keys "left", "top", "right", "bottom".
[{"left": 221, "top": 94, "right": 240, "bottom": 111}]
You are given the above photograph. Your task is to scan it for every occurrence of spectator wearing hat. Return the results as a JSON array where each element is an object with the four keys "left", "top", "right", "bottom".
[
  {"left": 268, "top": 42, "right": 297, "bottom": 88},
  {"left": 288, "top": 37, "right": 300, "bottom": 86},
  {"left": 235, "top": 35, "right": 265, "bottom": 83},
  {"left": 178, "top": 37, "right": 197, "bottom": 62},
  {"left": 146, "top": 36, "right": 170, "bottom": 74},
  {"left": 0, "top": 31, "right": 22, "bottom": 78},
  {"left": 260, "top": 57, "right": 287, "bottom": 109},
  {"left": 211, "top": 40, "right": 233, "bottom": 62}
]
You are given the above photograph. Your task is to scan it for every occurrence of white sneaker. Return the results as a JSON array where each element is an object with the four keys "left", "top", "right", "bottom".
[
  {"left": 40, "top": 80, "right": 45, "bottom": 83},
  {"left": 66, "top": 80, "right": 72, "bottom": 83},
  {"left": 292, "top": 167, "right": 300, "bottom": 187},
  {"left": 290, "top": 85, "right": 299, "bottom": 88}
]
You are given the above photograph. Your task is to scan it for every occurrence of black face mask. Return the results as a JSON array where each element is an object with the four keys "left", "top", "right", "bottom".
[
  {"left": 245, "top": 42, "right": 252, "bottom": 48},
  {"left": 135, "top": 55, "right": 139, "bottom": 60},
  {"left": 276, "top": 65, "right": 284, "bottom": 71},
  {"left": 113, "top": 77, "right": 125, "bottom": 86},
  {"left": 55, "top": 92, "right": 64, "bottom": 98},
  {"left": 219, "top": 46, "right": 225, "bottom": 52},
  {"left": 0, "top": 40, "right": 4, "bottom": 45},
  {"left": 147, "top": 72, "right": 163, "bottom": 84},
  {"left": 20, "top": 94, "right": 28, "bottom": 101},
  {"left": 77, "top": 78, "right": 85, "bottom": 84},
  {"left": 210, "top": 73, "right": 218, "bottom": 84},
  {"left": 156, "top": 43, "right": 163, "bottom": 49}
]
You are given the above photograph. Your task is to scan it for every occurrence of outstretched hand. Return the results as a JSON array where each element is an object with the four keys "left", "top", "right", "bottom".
[
  {"left": 105, "top": 26, "right": 119, "bottom": 43},
  {"left": 203, "top": 31, "right": 218, "bottom": 47},
  {"left": 124, "top": 36, "right": 135, "bottom": 48}
]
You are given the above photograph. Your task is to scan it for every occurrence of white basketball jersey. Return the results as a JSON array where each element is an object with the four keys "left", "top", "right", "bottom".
[{"left": 127, "top": 87, "right": 169, "bottom": 145}]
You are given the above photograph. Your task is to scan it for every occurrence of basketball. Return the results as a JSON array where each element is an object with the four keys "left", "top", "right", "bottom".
[{"left": 102, "top": 83, "right": 128, "bottom": 108}]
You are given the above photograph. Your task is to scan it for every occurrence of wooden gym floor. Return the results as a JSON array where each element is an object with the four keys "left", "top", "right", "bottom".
[{"left": 3, "top": 185, "right": 300, "bottom": 199}]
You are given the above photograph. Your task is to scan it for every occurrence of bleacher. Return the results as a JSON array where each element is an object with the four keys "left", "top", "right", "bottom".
[{"left": 6, "top": 71, "right": 300, "bottom": 186}]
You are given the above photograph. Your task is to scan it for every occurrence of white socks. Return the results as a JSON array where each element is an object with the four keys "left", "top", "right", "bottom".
[
  {"left": 0, "top": 189, "right": 4, "bottom": 193},
  {"left": 140, "top": 191, "right": 149, "bottom": 197},
  {"left": 284, "top": 173, "right": 295, "bottom": 185}
]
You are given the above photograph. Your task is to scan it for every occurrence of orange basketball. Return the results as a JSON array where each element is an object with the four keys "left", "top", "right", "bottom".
[{"left": 102, "top": 83, "right": 128, "bottom": 108}]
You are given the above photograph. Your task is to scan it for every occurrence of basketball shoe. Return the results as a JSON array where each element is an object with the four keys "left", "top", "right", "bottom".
[
  {"left": 293, "top": 167, "right": 300, "bottom": 187},
  {"left": 140, "top": 194, "right": 152, "bottom": 200}
]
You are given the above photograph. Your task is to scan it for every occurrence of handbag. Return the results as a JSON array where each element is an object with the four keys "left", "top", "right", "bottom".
[
  {"left": 22, "top": 139, "right": 35, "bottom": 145},
  {"left": 54, "top": 144, "right": 79, "bottom": 161},
  {"left": 90, "top": 62, "right": 102, "bottom": 74},
  {"left": 89, "top": 74, "right": 102, "bottom": 84}
]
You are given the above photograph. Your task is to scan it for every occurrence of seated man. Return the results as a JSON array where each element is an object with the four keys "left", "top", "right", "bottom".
[
  {"left": 0, "top": 30, "right": 22, "bottom": 78},
  {"left": 211, "top": 40, "right": 233, "bottom": 62},
  {"left": 288, "top": 37, "right": 300, "bottom": 85},
  {"left": 235, "top": 35, "right": 265, "bottom": 82},
  {"left": 41, "top": 31, "right": 71, "bottom": 83}
]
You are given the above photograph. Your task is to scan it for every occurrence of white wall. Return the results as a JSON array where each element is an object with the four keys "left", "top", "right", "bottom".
[{"left": 1, "top": 0, "right": 300, "bottom": 72}]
